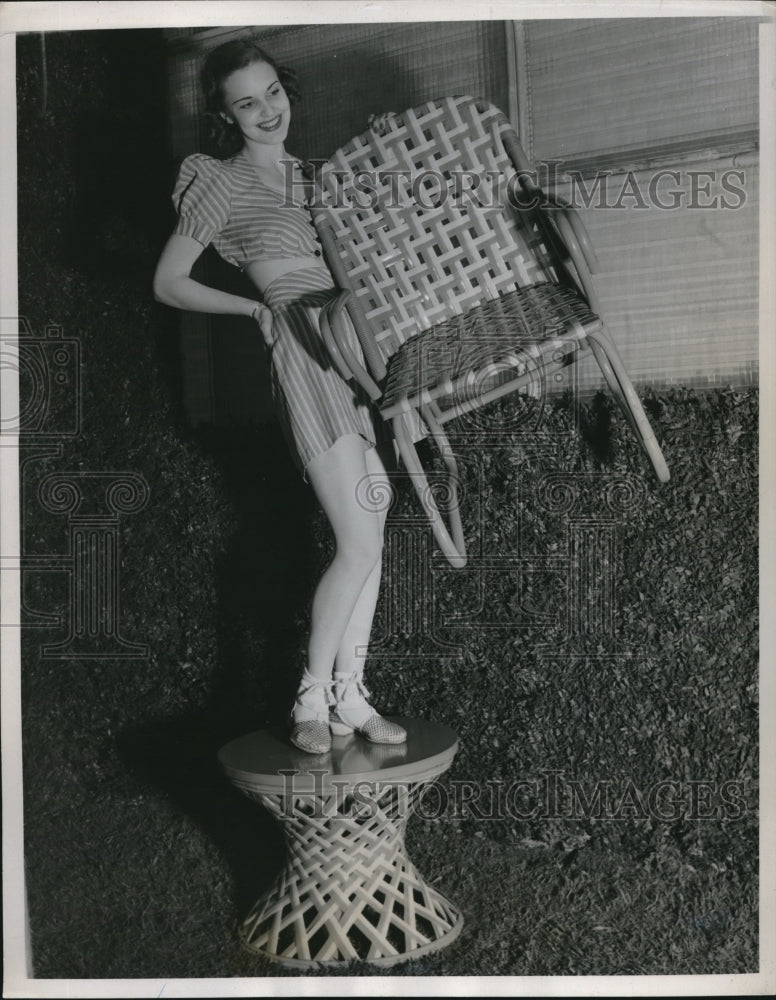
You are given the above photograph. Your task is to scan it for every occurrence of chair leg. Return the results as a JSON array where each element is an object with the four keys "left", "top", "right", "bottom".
[
  {"left": 392, "top": 408, "right": 467, "bottom": 568},
  {"left": 583, "top": 334, "right": 643, "bottom": 442},
  {"left": 586, "top": 328, "right": 670, "bottom": 483}
]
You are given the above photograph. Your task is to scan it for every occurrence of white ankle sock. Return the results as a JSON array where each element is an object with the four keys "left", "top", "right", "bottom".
[
  {"left": 293, "top": 669, "right": 331, "bottom": 723},
  {"left": 333, "top": 671, "right": 373, "bottom": 727}
]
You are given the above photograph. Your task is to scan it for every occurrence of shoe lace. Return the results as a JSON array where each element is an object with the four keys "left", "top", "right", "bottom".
[
  {"left": 295, "top": 673, "right": 333, "bottom": 710},
  {"left": 335, "top": 673, "right": 371, "bottom": 708}
]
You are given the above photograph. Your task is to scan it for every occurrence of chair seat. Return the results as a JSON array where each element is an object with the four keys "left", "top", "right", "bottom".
[{"left": 378, "top": 282, "right": 601, "bottom": 419}]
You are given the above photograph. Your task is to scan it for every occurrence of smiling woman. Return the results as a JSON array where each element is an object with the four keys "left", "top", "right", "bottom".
[
  {"left": 199, "top": 37, "right": 302, "bottom": 156},
  {"left": 221, "top": 61, "right": 291, "bottom": 141},
  {"left": 152, "top": 34, "right": 406, "bottom": 756}
]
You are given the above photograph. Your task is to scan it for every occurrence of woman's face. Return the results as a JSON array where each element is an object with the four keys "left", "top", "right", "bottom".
[{"left": 220, "top": 59, "right": 291, "bottom": 148}]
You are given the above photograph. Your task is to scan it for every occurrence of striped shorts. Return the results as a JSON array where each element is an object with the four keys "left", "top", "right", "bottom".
[{"left": 262, "top": 266, "right": 384, "bottom": 480}]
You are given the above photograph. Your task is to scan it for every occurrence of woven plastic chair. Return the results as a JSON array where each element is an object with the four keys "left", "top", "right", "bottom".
[{"left": 311, "top": 95, "right": 669, "bottom": 568}]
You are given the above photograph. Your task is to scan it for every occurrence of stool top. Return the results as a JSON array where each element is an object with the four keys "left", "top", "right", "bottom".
[{"left": 218, "top": 717, "right": 458, "bottom": 795}]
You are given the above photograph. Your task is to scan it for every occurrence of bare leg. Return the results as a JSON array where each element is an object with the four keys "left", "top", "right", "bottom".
[
  {"left": 289, "top": 434, "right": 384, "bottom": 752},
  {"left": 326, "top": 443, "right": 405, "bottom": 742},
  {"left": 290, "top": 435, "right": 405, "bottom": 751},
  {"left": 304, "top": 434, "right": 385, "bottom": 682},
  {"left": 334, "top": 444, "right": 392, "bottom": 675}
]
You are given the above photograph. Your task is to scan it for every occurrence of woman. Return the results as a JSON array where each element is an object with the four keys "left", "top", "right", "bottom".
[{"left": 153, "top": 35, "right": 405, "bottom": 755}]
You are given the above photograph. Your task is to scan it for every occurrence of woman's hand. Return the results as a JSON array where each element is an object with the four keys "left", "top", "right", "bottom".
[
  {"left": 251, "top": 303, "right": 275, "bottom": 346},
  {"left": 368, "top": 112, "right": 400, "bottom": 136}
]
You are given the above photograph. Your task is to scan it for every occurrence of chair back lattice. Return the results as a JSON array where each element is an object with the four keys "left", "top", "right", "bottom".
[{"left": 311, "top": 95, "right": 560, "bottom": 371}]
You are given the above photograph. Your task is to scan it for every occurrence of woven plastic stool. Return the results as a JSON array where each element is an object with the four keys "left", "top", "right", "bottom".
[{"left": 218, "top": 718, "right": 462, "bottom": 968}]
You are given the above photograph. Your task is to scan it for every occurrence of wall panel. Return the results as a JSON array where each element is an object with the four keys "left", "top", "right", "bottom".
[
  {"left": 518, "top": 17, "right": 759, "bottom": 390},
  {"left": 524, "top": 17, "right": 758, "bottom": 168}
]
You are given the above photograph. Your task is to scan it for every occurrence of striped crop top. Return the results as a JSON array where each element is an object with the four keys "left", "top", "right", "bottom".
[{"left": 171, "top": 151, "right": 323, "bottom": 269}]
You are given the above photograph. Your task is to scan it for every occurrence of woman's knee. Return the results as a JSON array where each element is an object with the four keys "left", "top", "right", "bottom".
[{"left": 337, "top": 520, "right": 384, "bottom": 577}]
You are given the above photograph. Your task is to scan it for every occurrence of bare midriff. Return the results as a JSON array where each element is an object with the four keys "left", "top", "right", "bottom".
[{"left": 243, "top": 255, "right": 331, "bottom": 297}]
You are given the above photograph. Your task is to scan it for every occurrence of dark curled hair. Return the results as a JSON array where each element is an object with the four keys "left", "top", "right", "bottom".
[{"left": 200, "top": 33, "right": 301, "bottom": 158}]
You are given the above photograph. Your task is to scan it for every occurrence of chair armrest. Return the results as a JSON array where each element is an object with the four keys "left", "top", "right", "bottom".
[
  {"left": 561, "top": 206, "right": 600, "bottom": 274},
  {"left": 541, "top": 195, "right": 600, "bottom": 275},
  {"left": 319, "top": 293, "right": 357, "bottom": 382},
  {"left": 312, "top": 210, "right": 388, "bottom": 388},
  {"left": 501, "top": 124, "right": 602, "bottom": 307},
  {"left": 321, "top": 291, "right": 383, "bottom": 401},
  {"left": 551, "top": 210, "right": 603, "bottom": 316}
]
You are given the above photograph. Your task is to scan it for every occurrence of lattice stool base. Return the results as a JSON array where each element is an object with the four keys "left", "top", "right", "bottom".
[{"left": 239, "top": 781, "right": 463, "bottom": 968}]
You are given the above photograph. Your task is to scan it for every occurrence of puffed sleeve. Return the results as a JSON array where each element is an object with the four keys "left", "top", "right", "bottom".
[{"left": 171, "top": 153, "right": 231, "bottom": 247}]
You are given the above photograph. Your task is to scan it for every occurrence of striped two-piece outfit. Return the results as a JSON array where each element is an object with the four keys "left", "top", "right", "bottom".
[{"left": 172, "top": 151, "right": 381, "bottom": 478}]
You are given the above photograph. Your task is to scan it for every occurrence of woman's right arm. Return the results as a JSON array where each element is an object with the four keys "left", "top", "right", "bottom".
[
  {"left": 153, "top": 233, "right": 258, "bottom": 317},
  {"left": 153, "top": 233, "right": 274, "bottom": 342}
]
